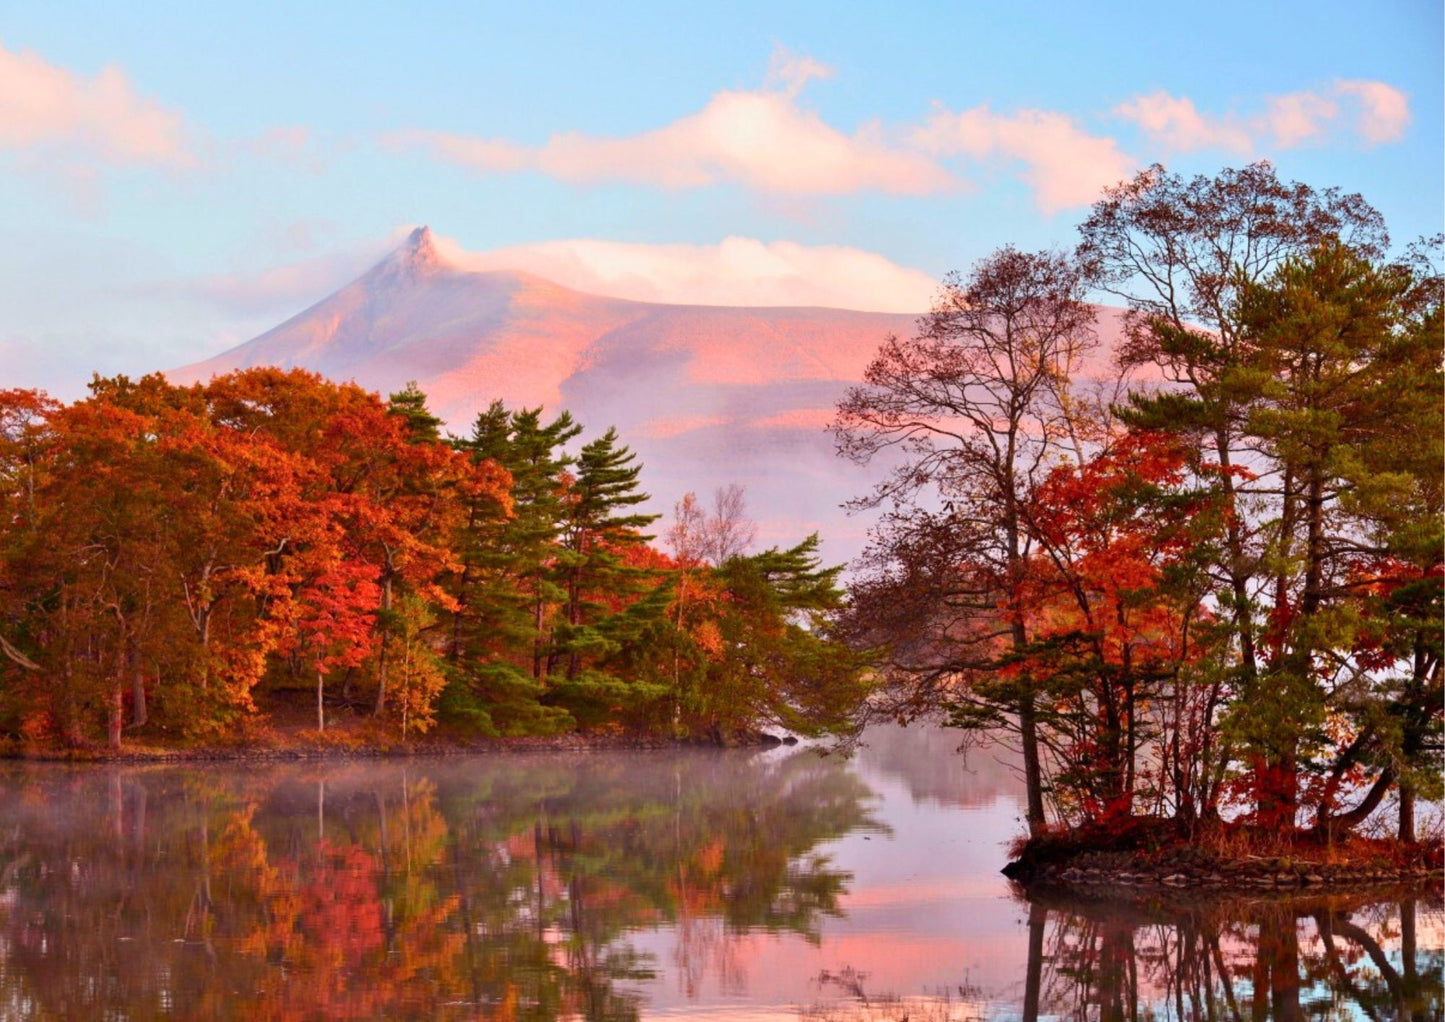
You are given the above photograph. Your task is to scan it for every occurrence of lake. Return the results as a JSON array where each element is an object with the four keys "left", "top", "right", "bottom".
[{"left": 0, "top": 725, "right": 1438, "bottom": 1019}]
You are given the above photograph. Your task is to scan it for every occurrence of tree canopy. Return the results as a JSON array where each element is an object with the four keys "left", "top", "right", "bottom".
[
  {"left": 836, "top": 162, "right": 1442, "bottom": 841},
  {"left": 0, "top": 370, "right": 867, "bottom": 749}
]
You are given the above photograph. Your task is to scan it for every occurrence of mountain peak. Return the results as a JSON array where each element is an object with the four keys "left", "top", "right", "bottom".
[
  {"left": 366, "top": 225, "right": 446, "bottom": 283},
  {"left": 404, "top": 225, "right": 441, "bottom": 267}
]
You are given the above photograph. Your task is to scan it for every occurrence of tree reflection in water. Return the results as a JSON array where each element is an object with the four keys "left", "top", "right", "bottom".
[
  {"left": 1021, "top": 888, "right": 1443, "bottom": 1021},
  {"left": 0, "top": 752, "right": 1436, "bottom": 1020},
  {"left": 0, "top": 749, "right": 884, "bottom": 1020},
  {"left": 798, "top": 895, "right": 1440, "bottom": 1022}
]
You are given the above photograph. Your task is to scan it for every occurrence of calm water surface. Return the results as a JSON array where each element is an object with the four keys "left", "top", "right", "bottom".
[{"left": 0, "top": 726, "right": 1438, "bottom": 1020}]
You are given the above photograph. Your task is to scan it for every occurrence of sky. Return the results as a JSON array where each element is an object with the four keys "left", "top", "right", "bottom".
[{"left": 2, "top": 0, "right": 1440, "bottom": 398}]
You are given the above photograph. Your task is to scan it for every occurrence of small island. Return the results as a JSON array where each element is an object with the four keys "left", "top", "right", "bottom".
[{"left": 832, "top": 164, "right": 1442, "bottom": 894}]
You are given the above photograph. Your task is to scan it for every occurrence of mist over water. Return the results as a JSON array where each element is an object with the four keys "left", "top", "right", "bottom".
[{"left": 0, "top": 726, "right": 1437, "bottom": 1019}]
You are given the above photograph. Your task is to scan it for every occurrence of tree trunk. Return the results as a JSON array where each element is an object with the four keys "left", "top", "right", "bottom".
[
  {"left": 316, "top": 668, "right": 326, "bottom": 732},
  {"left": 1022, "top": 903, "right": 1045, "bottom": 1022},
  {"left": 108, "top": 681, "right": 123, "bottom": 750},
  {"left": 566, "top": 563, "right": 582, "bottom": 681},
  {"left": 1019, "top": 699, "right": 1045, "bottom": 836},
  {"left": 131, "top": 668, "right": 147, "bottom": 728},
  {"left": 374, "top": 575, "right": 393, "bottom": 716},
  {"left": 1214, "top": 432, "right": 1257, "bottom": 680},
  {"left": 532, "top": 588, "right": 546, "bottom": 681},
  {"left": 1399, "top": 783, "right": 1415, "bottom": 842},
  {"left": 198, "top": 605, "right": 210, "bottom": 692},
  {"left": 1256, "top": 750, "right": 1300, "bottom": 833},
  {"left": 1313, "top": 767, "right": 1394, "bottom": 840},
  {"left": 1007, "top": 506, "right": 1046, "bottom": 837}
]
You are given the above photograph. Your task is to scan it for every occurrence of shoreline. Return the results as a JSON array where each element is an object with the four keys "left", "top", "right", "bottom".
[
  {"left": 1021, "top": 878, "right": 1444, "bottom": 924},
  {"left": 0, "top": 729, "right": 800, "bottom": 765},
  {"left": 1011, "top": 856, "right": 1441, "bottom": 896},
  {"left": 1003, "top": 817, "right": 1444, "bottom": 897}
]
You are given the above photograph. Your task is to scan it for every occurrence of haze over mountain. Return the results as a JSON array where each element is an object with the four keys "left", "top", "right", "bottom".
[{"left": 175, "top": 228, "right": 1124, "bottom": 562}]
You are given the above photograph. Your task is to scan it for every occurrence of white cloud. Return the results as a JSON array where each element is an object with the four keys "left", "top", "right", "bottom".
[
  {"left": 912, "top": 105, "right": 1136, "bottom": 213},
  {"left": 0, "top": 38, "right": 195, "bottom": 167},
  {"left": 435, "top": 233, "right": 939, "bottom": 312}
]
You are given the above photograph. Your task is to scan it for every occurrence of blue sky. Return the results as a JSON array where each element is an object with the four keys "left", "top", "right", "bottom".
[{"left": 2, "top": 1, "right": 1440, "bottom": 395}]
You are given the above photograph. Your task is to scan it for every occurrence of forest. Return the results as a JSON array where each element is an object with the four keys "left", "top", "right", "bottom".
[
  {"left": 0, "top": 370, "right": 865, "bottom": 750},
  {"left": 834, "top": 163, "right": 1442, "bottom": 845}
]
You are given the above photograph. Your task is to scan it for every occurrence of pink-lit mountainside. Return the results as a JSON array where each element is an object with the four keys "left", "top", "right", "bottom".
[{"left": 175, "top": 228, "right": 1125, "bottom": 560}]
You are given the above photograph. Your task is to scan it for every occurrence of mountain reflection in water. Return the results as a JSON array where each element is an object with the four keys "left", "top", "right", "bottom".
[{"left": 0, "top": 728, "right": 1437, "bottom": 1020}]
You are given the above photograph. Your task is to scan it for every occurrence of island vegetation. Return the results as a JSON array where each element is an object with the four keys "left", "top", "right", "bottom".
[{"left": 833, "top": 162, "right": 1442, "bottom": 879}]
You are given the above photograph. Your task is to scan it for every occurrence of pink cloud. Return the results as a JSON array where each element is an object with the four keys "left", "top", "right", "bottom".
[
  {"left": 1113, "top": 93, "right": 1252, "bottom": 152},
  {"left": 390, "top": 51, "right": 953, "bottom": 197},
  {"left": 763, "top": 42, "right": 832, "bottom": 97},
  {"left": 0, "top": 38, "right": 195, "bottom": 167},
  {"left": 440, "top": 234, "right": 938, "bottom": 313},
  {"left": 1335, "top": 79, "right": 1410, "bottom": 144},
  {"left": 1116, "top": 80, "right": 1409, "bottom": 153},
  {"left": 237, "top": 125, "right": 327, "bottom": 172},
  {"left": 639, "top": 415, "right": 729, "bottom": 438},
  {"left": 1262, "top": 89, "right": 1338, "bottom": 148},
  {"left": 913, "top": 105, "right": 1136, "bottom": 213},
  {"left": 752, "top": 408, "right": 836, "bottom": 431},
  {"left": 399, "top": 131, "right": 532, "bottom": 172}
]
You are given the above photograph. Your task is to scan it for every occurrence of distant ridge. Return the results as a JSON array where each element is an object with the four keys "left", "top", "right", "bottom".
[{"left": 175, "top": 229, "right": 1123, "bottom": 560}]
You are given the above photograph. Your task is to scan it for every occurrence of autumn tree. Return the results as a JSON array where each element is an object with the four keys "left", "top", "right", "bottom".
[
  {"left": 1078, "top": 162, "right": 1392, "bottom": 828},
  {"left": 0, "top": 390, "right": 60, "bottom": 735},
  {"left": 1007, "top": 430, "right": 1228, "bottom": 823},
  {"left": 0, "top": 369, "right": 866, "bottom": 748},
  {"left": 665, "top": 485, "right": 759, "bottom": 708},
  {"left": 699, "top": 483, "right": 758, "bottom": 565},
  {"left": 833, "top": 245, "right": 1098, "bottom": 835}
]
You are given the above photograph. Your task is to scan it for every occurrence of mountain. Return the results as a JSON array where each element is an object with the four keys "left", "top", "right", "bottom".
[{"left": 174, "top": 228, "right": 1121, "bottom": 562}]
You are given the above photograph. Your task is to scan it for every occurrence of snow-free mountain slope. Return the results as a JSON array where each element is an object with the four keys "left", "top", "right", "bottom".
[{"left": 176, "top": 229, "right": 1123, "bottom": 561}]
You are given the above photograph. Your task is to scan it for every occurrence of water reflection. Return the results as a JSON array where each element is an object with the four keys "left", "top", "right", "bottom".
[
  {"left": 1018, "top": 888, "right": 1443, "bottom": 1021},
  {"left": 0, "top": 743, "right": 1437, "bottom": 1020},
  {"left": 0, "top": 749, "right": 883, "bottom": 1019}
]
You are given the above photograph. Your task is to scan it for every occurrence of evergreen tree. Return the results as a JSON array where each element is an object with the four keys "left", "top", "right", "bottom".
[
  {"left": 544, "top": 428, "right": 672, "bottom": 724},
  {"left": 693, "top": 536, "right": 866, "bottom": 741},
  {"left": 446, "top": 403, "right": 579, "bottom": 734},
  {"left": 556, "top": 428, "right": 661, "bottom": 678},
  {"left": 386, "top": 381, "right": 443, "bottom": 443},
  {"left": 1231, "top": 240, "right": 1443, "bottom": 835}
]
